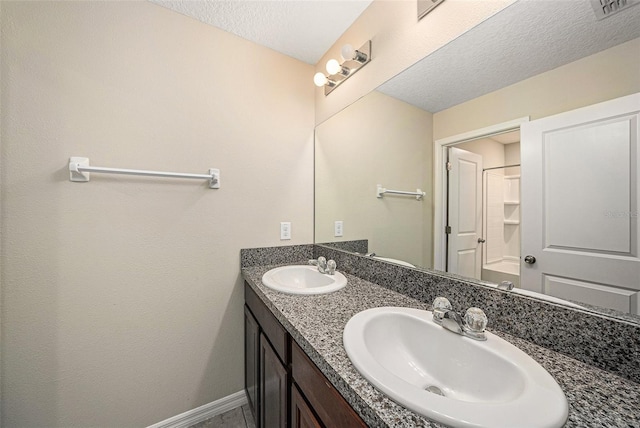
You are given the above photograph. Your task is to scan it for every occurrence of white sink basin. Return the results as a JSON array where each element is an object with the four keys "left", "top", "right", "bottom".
[
  {"left": 261, "top": 265, "right": 347, "bottom": 295},
  {"left": 513, "top": 288, "right": 584, "bottom": 309},
  {"left": 343, "top": 307, "right": 568, "bottom": 428},
  {"left": 373, "top": 256, "right": 415, "bottom": 268}
]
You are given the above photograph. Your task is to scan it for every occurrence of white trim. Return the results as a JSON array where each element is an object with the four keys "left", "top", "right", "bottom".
[
  {"left": 433, "top": 117, "right": 529, "bottom": 271},
  {"left": 147, "top": 390, "right": 248, "bottom": 428}
]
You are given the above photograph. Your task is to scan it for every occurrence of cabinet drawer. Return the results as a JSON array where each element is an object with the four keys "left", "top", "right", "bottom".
[
  {"left": 292, "top": 341, "right": 366, "bottom": 428},
  {"left": 245, "top": 282, "right": 289, "bottom": 364}
]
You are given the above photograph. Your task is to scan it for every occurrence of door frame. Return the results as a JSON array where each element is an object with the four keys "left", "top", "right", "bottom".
[{"left": 433, "top": 117, "right": 529, "bottom": 271}]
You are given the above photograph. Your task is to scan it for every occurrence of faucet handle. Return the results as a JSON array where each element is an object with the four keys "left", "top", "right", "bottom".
[
  {"left": 326, "top": 259, "right": 336, "bottom": 275},
  {"left": 463, "top": 307, "right": 488, "bottom": 341},
  {"left": 432, "top": 297, "right": 452, "bottom": 324},
  {"left": 309, "top": 256, "right": 328, "bottom": 273}
]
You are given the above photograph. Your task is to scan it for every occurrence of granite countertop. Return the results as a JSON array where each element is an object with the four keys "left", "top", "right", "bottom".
[{"left": 242, "top": 264, "right": 640, "bottom": 428}]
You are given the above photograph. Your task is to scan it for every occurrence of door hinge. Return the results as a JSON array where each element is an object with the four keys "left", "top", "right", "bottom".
[
  {"left": 445, "top": 225, "right": 451, "bottom": 234},
  {"left": 446, "top": 162, "right": 452, "bottom": 171}
]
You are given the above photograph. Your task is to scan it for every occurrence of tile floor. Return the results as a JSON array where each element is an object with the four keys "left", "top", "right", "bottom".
[{"left": 188, "top": 405, "right": 255, "bottom": 428}]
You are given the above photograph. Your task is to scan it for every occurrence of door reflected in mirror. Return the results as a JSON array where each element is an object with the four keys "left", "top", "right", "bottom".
[{"left": 444, "top": 132, "right": 521, "bottom": 286}]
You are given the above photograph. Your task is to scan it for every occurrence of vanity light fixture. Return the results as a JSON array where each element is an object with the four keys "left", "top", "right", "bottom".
[{"left": 314, "top": 40, "right": 372, "bottom": 95}]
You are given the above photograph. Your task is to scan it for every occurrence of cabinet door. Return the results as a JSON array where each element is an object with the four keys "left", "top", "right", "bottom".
[
  {"left": 244, "top": 306, "right": 260, "bottom": 424},
  {"left": 260, "top": 333, "right": 288, "bottom": 428},
  {"left": 521, "top": 93, "right": 640, "bottom": 313},
  {"left": 291, "top": 383, "right": 321, "bottom": 428},
  {"left": 292, "top": 342, "right": 366, "bottom": 428}
]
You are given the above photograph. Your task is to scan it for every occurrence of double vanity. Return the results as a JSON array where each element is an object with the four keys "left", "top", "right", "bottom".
[{"left": 241, "top": 244, "right": 640, "bottom": 427}]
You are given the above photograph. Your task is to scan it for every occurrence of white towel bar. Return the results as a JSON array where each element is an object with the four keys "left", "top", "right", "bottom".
[
  {"left": 68, "top": 157, "right": 220, "bottom": 189},
  {"left": 376, "top": 184, "right": 425, "bottom": 200}
]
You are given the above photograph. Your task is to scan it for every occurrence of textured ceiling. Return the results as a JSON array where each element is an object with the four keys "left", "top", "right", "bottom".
[
  {"left": 378, "top": 0, "right": 640, "bottom": 113},
  {"left": 149, "top": 0, "right": 373, "bottom": 65}
]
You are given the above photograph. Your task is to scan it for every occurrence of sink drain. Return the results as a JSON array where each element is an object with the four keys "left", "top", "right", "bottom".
[{"left": 425, "top": 385, "right": 445, "bottom": 396}]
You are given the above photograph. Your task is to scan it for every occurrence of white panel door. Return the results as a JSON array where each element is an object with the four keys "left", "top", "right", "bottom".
[
  {"left": 521, "top": 93, "right": 640, "bottom": 314},
  {"left": 448, "top": 147, "right": 483, "bottom": 279}
]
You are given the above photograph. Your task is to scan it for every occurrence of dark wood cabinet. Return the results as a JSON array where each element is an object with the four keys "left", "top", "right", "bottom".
[
  {"left": 291, "top": 384, "right": 321, "bottom": 428},
  {"left": 245, "top": 283, "right": 289, "bottom": 428},
  {"left": 245, "top": 282, "right": 366, "bottom": 428},
  {"left": 292, "top": 342, "right": 367, "bottom": 428},
  {"left": 260, "top": 332, "right": 288, "bottom": 428},
  {"left": 244, "top": 306, "right": 260, "bottom": 422}
]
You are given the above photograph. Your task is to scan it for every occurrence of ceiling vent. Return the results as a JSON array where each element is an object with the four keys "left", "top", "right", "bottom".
[{"left": 590, "top": 0, "right": 639, "bottom": 20}]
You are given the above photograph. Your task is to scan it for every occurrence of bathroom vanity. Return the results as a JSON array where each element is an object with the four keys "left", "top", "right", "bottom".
[
  {"left": 244, "top": 283, "right": 366, "bottom": 427},
  {"left": 241, "top": 245, "right": 640, "bottom": 427}
]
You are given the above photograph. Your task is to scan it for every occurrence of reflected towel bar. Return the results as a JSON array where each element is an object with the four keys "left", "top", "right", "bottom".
[
  {"left": 68, "top": 157, "right": 220, "bottom": 189},
  {"left": 376, "top": 184, "right": 425, "bottom": 200}
]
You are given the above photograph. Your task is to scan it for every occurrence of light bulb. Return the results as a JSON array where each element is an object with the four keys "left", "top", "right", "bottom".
[
  {"left": 326, "top": 59, "right": 341, "bottom": 75},
  {"left": 341, "top": 44, "right": 355, "bottom": 61},
  {"left": 313, "top": 72, "right": 328, "bottom": 87}
]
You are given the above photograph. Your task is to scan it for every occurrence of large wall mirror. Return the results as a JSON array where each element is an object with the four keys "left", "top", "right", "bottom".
[{"left": 315, "top": 0, "right": 640, "bottom": 321}]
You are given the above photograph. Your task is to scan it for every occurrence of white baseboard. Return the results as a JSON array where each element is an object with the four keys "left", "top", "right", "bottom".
[{"left": 148, "top": 390, "right": 248, "bottom": 428}]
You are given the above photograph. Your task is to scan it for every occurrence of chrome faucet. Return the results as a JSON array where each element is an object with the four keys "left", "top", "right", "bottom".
[
  {"left": 432, "top": 297, "right": 488, "bottom": 341},
  {"left": 308, "top": 256, "right": 337, "bottom": 275},
  {"left": 497, "top": 281, "right": 515, "bottom": 291},
  {"left": 354, "top": 252, "right": 376, "bottom": 257},
  {"left": 441, "top": 310, "right": 465, "bottom": 335}
]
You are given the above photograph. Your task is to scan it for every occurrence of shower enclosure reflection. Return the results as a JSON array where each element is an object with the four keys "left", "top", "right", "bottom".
[
  {"left": 445, "top": 131, "right": 521, "bottom": 284},
  {"left": 482, "top": 165, "right": 521, "bottom": 287}
]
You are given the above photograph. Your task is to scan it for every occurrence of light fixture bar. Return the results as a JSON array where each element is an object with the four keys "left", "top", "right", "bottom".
[{"left": 323, "top": 40, "right": 372, "bottom": 96}]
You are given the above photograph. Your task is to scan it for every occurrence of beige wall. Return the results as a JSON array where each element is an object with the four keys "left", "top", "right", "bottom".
[
  {"left": 504, "top": 142, "right": 521, "bottom": 176},
  {"left": 434, "top": 38, "right": 640, "bottom": 139},
  {"left": 0, "top": 2, "right": 314, "bottom": 427},
  {"left": 314, "top": 0, "right": 514, "bottom": 124},
  {"left": 456, "top": 138, "right": 506, "bottom": 171},
  {"left": 315, "top": 91, "right": 433, "bottom": 268}
]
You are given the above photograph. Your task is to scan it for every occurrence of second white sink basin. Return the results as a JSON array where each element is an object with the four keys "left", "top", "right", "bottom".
[
  {"left": 261, "top": 265, "right": 347, "bottom": 295},
  {"left": 343, "top": 307, "right": 568, "bottom": 428}
]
